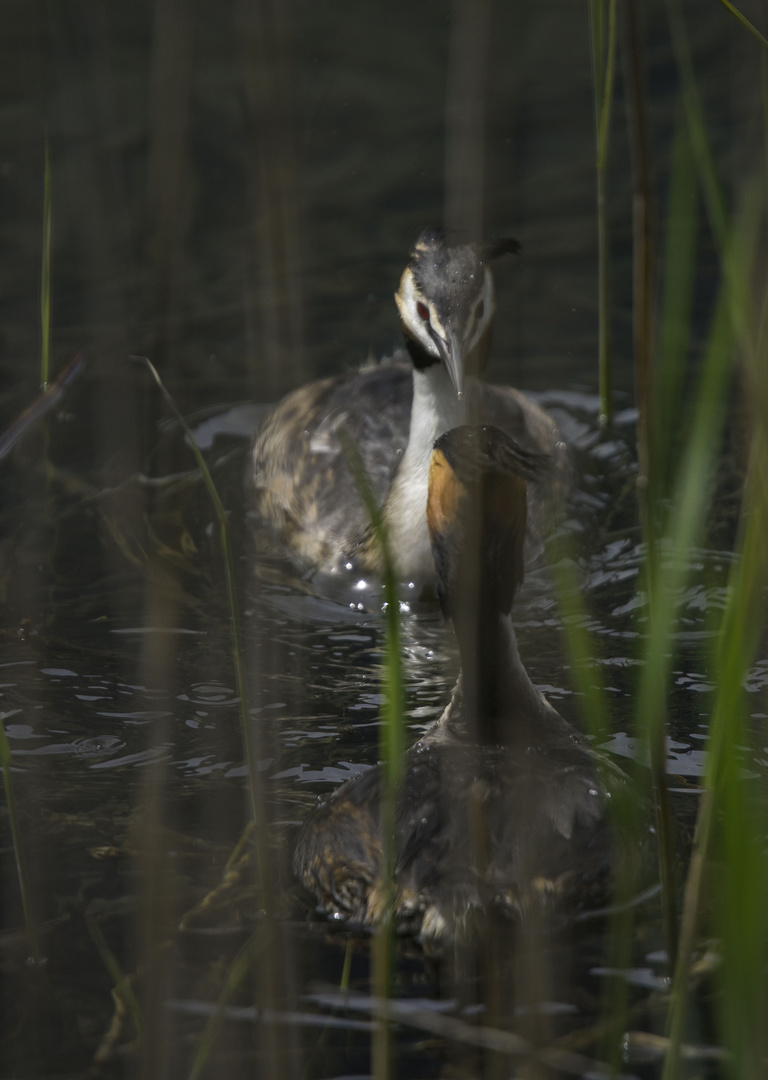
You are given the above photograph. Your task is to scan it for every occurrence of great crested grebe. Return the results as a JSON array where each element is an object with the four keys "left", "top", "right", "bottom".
[
  {"left": 293, "top": 426, "right": 617, "bottom": 945},
  {"left": 251, "top": 231, "right": 568, "bottom": 581}
]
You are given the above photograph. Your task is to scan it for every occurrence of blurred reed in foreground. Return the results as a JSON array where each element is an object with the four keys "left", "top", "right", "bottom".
[{"left": 555, "top": 1, "right": 768, "bottom": 1073}]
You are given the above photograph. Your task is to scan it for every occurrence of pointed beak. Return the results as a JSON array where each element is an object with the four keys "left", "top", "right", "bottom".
[{"left": 435, "top": 327, "right": 464, "bottom": 400}]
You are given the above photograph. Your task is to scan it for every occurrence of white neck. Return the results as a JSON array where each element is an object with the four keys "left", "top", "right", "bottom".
[{"left": 383, "top": 365, "right": 467, "bottom": 579}]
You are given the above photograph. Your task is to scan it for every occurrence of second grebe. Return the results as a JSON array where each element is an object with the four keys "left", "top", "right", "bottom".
[
  {"left": 293, "top": 426, "right": 616, "bottom": 945},
  {"left": 251, "top": 232, "right": 568, "bottom": 581}
]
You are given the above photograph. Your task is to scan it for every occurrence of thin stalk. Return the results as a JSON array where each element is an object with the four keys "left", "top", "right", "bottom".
[
  {"left": 0, "top": 715, "right": 40, "bottom": 964},
  {"left": 623, "top": 0, "right": 655, "bottom": 506},
  {"left": 622, "top": 0, "right": 681, "bottom": 974},
  {"left": 595, "top": 0, "right": 618, "bottom": 176},
  {"left": 0, "top": 352, "right": 85, "bottom": 462},
  {"left": 339, "top": 428, "right": 405, "bottom": 1080},
  {"left": 595, "top": 170, "right": 612, "bottom": 425},
  {"left": 549, "top": 552, "right": 608, "bottom": 742},
  {"left": 760, "top": 55, "right": 768, "bottom": 350},
  {"left": 633, "top": 270, "right": 734, "bottom": 1002},
  {"left": 40, "top": 133, "right": 52, "bottom": 389},
  {"left": 340, "top": 940, "right": 353, "bottom": 993},
  {"left": 663, "top": 437, "right": 768, "bottom": 1078},
  {"left": 549, "top": 532, "right": 646, "bottom": 1074},
  {"left": 709, "top": 469, "right": 768, "bottom": 1074},
  {"left": 654, "top": 116, "right": 698, "bottom": 494},
  {"left": 188, "top": 932, "right": 262, "bottom": 1080},
  {"left": 141, "top": 359, "right": 284, "bottom": 1080},
  {"left": 141, "top": 360, "right": 264, "bottom": 877},
  {"left": 659, "top": 188, "right": 765, "bottom": 1077},
  {"left": 716, "top": 0, "right": 768, "bottom": 50},
  {"left": 668, "top": 0, "right": 760, "bottom": 371},
  {"left": 589, "top": 0, "right": 618, "bottom": 424},
  {"left": 666, "top": 0, "right": 728, "bottom": 249},
  {"left": 703, "top": 194, "right": 768, "bottom": 1074},
  {"left": 87, "top": 915, "right": 144, "bottom": 1041},
  {"left": 763, "top": 54, "right": 768, "bottom": 198},
  {"left": 660, "top": 786, "right": 714, "bottom": 1080}
]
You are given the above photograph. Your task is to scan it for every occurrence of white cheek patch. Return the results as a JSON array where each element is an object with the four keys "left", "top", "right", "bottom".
[
  {"left": 426, "top": 302, "right": 447, "bottom": 343},
  {"left": 395, "top": 269, "right": 443, "bottom": 358}
]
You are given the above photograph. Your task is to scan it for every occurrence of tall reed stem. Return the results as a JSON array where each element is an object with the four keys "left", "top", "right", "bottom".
[
  {"left": 339, "top": 429, "right": 405, "bottom": 1080},
  {"left": 589, "top": 0, "right": 617, "bottom": 424},
  {"left": 716, "top": 0, "right": 768, "bottom": 50},
  {"left": 40, "top": 133, "right": 52, "bottom": 390},
  {"left": 623, "top": 0, "right": 680, "bottom": 974},
  {"left": 662, "top": 182, "right": 767, "bottom": 1076},
  {"left": 142, "top": 359, "right": 285, "bottom": 1080},
  {"left": 0, "top": 716, "right": 40, "bottom": 964}
]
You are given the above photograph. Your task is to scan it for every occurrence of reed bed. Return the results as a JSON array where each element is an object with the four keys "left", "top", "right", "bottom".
[{"left": 1, "top": 2, "right": 767, "bottom": 1079}]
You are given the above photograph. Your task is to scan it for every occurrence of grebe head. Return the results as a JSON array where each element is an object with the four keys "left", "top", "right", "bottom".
[{"left": 395, "top": 230, "right": 519, "bottom": 397}]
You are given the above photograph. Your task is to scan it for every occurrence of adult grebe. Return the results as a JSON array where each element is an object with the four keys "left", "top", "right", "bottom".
[
  {"left": 251, "top": 232, "right": 568, "bottom": 581},
  {"left": 293, "top": 426, "right": 616, "bottom": 946}
]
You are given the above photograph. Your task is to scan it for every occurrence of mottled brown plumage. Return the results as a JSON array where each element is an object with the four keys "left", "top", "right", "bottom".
[
  {"left": 251, "top": 232, "right": 569, "bottom": 580},
  {"left": 294, "top": 426, "right": 622, "bottom": 947}
]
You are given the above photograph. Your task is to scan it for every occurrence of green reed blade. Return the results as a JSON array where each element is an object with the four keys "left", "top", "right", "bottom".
[
  {"left": 641, "top": 17, "right": 747, "bottom": 965},
  {"left": 663, "top": 437, "right": 768, "bottom": 1080},
  {"left": 87, "top": 914, "right": 144, "bottom": 1042},
  {"left": 589, "top": 0, "right": 618, "bottom": 424},
  {"left": 624, "top": 0, "right": 656, "bottom": 515},
  {"left": 40, "top": 133, "right": 52, "bottom": 390},
  {"left": 548, "top": 541, "right": 639, "bottom": 1072},
  {"left": 710, "top": 480, "right": 768, "bottom": 1077},
  {"left": 763, "top": 55, "right": 768, "bottom": 200},
  {"left": 666, "top": 0, "right": 728, "bottom": 250},
  {"left": 549, "top": 551, "right": 608, "bottom": 743},
  {"left": 696, "top": 191, "right": 768, "bottom": 1075},
  {"left": 653, "top": 113, "right": 698, "bottom": 497},
  {"left": 142, "top": 359, "right": 285, "bottom": 1080},
  {"left": 589, "top": 0, "right": 605, "bottom": 114},
  {"left": 0, "top": 352, "right": 85, "bottom": 463},
  {"left": 716, "top": 0, "right": 768, "bottom": 51},
  {"left": 337, "top": 428, "right": 405, "bottom": 797},
  {"left": 188, "top": 931, "right": 262, "bottom": 1080},
  {"left": 660, "top": 185, "right": 766, "bottom": 1079},
  {"left": 604, "top": 160, "right": 760, "bottom": 1079},
  {"left": 594, "top": 0, "right": 617, "bottom": 176},
  {"left": 0, "top": 714, "right": 40, "bottom": 965},
  {"left": 141, "top": 360, "right": 262, "bottom": 843},
  {"left": 636, "top": 267, "right": 731, "bottom": 929},
  {"left": 338, "top": 426, "right": 405, "bottom": 1080},
  {"left": 340, "top": 939, "right": 353, "bottom": 993}
]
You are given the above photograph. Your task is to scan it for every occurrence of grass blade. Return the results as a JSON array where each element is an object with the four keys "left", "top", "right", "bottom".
[
  {"left": 0, "top": 714, "right": 40, "bottom": 965},
  {"left": 715, "top": 0, "right": 768, "bottom": 50},
  {"left": 653, "top": 114, "right": 698, "bottom": 496},
  {"left": 87, "top": 915, "right": 144, "bottom": 1043},
  {"left": 338, "top": 426, "right": 405, "bottom": 1080},
  {"left": 660, "top": 185, "right": 766, "bottom": 1079},
  {"left": 0, "top": 352, "right": 85, "bottom": 463},
  {"left": 140, "top": 358, "right": 286, "bottom": 1080},
  {"left": 40, "top": 132, "right": 52, "bottom": 389},
  {"left": 666, "top": 0, "right": 728, "bottom": 248},
  {"left": 589, "top": 0, "right": 618, "bottom": 423}
]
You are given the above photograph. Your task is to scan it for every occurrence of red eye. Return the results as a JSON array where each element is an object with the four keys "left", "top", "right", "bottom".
[
  {"left": 417, "top": 302, "right": 430, "bottom": 322},
  {"left": 475, "top": 301, "right": 484, "bottom": 321}
]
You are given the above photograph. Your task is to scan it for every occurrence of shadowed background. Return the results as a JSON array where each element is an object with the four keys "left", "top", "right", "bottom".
[{"left": 1, "top": 1, "right": 767, "bottom": 1077}]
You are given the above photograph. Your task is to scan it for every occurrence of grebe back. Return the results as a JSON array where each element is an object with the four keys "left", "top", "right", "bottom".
[
  {"left": 251, "top": 232, "right": 568, "bottom": 581},
  {"left": 293, "top": 425, "right": 616, "bottom": 946}
]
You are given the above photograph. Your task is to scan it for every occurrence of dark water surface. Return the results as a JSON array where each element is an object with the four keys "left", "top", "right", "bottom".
[{"left": 1, "top": 1, "right": 766, "bottom": 1077}]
